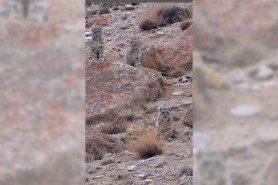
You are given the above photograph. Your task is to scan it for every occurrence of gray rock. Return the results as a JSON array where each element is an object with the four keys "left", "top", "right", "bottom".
[
  {"left": 156, "top": 101, "right": 165, "bottom": 108},
  {"left": 85, "top": 164, "right": 94, "bottom": 173},
  {"left": 127, "top": 165, "right": 137, "bottom": 171},
  {"left": 125, "top": 5, "right": 135, "bottom": 10},
  {"left": 230, "top": 105, "right": 260, "bottom": 117},
  {"left": 172, "top": 91, "right": 183, "bottom": 96},
  {"left": 256, "top": 65, "right": 274, "bottom": 80}
]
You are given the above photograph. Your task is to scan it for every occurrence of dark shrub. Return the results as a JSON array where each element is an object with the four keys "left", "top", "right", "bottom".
[
  {"left": 157, "top": 7, "right": 190, "bottom": 26},
  {"left": 99, "top": 8, "right": 110, "bottom": 15},
  {"left": 180, "top": 22, "right": 192, "bottom": 30},
  {"left": 139, "top": 20, "right": 158, "bottom": 30}
]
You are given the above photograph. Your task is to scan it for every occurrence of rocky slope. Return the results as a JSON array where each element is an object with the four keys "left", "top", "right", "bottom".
[{"left": 85, "top": 3, "right": 193, "bottom": 185}]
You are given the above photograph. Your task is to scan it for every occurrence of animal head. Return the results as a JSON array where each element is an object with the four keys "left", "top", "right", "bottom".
[
  {"left": 92, "top": 27, "right": 103, "bottom": 41},
  {"left": 197, "top": 150, "right": 227, "bottom": 181},
  {"left": 159, "top": 108, "right": 171, "bottom": 120},
  {"left": 130, "top": 40, "right": 142, "bottom": 51}
]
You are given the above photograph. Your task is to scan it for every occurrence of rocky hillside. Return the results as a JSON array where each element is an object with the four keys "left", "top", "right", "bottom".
[{"left": 85, "top": 3, "right": 193, "bottom": 185}]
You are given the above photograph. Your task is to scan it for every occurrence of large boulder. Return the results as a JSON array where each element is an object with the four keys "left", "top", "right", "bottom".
[
  {"left": 85, "top": 60, "right": 163, "bottom": 124},
  {"left": 141, "top": 25, "right": 193, "bottom": 72}
]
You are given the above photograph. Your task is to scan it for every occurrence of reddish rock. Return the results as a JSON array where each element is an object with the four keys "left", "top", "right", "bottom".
[
  {"left": 86, "top": 14, "right": 118, "bottom": 29},
  {"left": 86, "top": 61, "right": 163, "bottom": 123},
  {"left": 141, "top": 25, "right": 193, "bottom": 72}
]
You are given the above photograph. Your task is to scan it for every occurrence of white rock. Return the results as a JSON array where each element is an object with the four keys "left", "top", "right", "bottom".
[
  {"left": 146, "top": 157, "right": 155, "bottom": 161},
  {"left": 85, "top": 31, "right": 91, "bottom": 35},
  {"left": 182, "top": 77, "right": 188, "bottom": 82},
  {"left": 230, "top": 105, "right": 260, "bottom": 117},
  {"left": 107, "top": 37, "right": 112, "bottom": 41},
  {"left": 157, "top": 32, "right": 165, "bottom": 35},
  {"left": 86, "top": 36, "right": 92, "bottom": 40},
  {"left": 172, "top": 91, "right": 183, "bottom": 96},
  {"left": 256, "top": 65, "right": 274, "bottom": 80},
  {"left": 127, "top": 165, "right": 137, "bottom": 171},
  {"left": 125, "top": 4, "right": 135, "bottom": 10},
  {"left": 145, "top": 179, "right": 153, "bottom": 184},
  {"left": 251, "top": 84, "right": 261, "bottom": 91},
  {"left": 127, "top": 12, "right": 132, "bottom": 15},
  {"left": 156, "top": 101, "right": 165, "bottom": 108}
]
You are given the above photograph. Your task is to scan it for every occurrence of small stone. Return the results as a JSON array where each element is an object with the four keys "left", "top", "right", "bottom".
[
  {"left": 127, "top": 165, "right": 137, "bottom": 171},
  {"left": 86, "top": 36, "right": 92, "bottom": 40},
  {"left": 251, "top": 84, "right": 261, "bottom": 91},
  {"left": 125, "top": 4, "right": 135, "bottom": 10},
  {"left": 85, "top": 164, "right": 94, "bottom": 173},
  {"left": 256, "top": 65, "right": 274, "bottom": 80},
  {"left": 107, "top": 37, "right": 112, "bottom": 41},
  {"left": 156, "top": 101, "right": 166, "bottom": 108},
  {"left": 230, "top": 105, "right": 260, "bottom": 117},
  {"left": 157, "top": 32, "right": 165, "bottom": 35},
  {"left": 155, "top": 158, "right": 165, "bottom": 168},
  {"left": 101, "top": 159, "right": 114, "bottom": 165},
  {"left": 172, "top": 91, "right": 183, "bottom": 96},
  {"left": 181, "top": 77, "right": 188, "bottom": 82},
  {"left": 127, "top": 12, "right": 132, "bottom": 15},
  {"left": 181, "top": 99, "right": 193, "bottom": 107},
  {"left": 85, "top": 31, "right": 91, "bottom": 35},
  {"left": 145, "top": 179, "right": 153, "bottom": 184},
  {"left": 146, "top": 157, "right": 155, "bottom": 161}
]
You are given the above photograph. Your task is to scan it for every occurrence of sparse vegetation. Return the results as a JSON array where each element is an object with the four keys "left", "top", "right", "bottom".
[
  {"left": 139, "top": 20, "right": 158, "bottom": 30},
  {"left": 156, "top": 6, "right": 190, "bottom": 26},
  {"left": 99, "top": 8, "right": 110, "bottom": 15},
  {"left": 86, "top": 136, "right": 108, "bottom": 162},
  {"left": 162, "top": 77, "right": 170, "bottom": 86},
  {"left": 112, "top": 6, "right": 119, "bottom": 10},
  {"left": 127, "top": 129, "right": 163, "bottom": 158},
  {"left": 95, "top": 164, "right": 103, "bottom": 169},
  {"left": 180, "top": 21, "right": 192, "bottom": 30},
  {"left": 158, "top": 84, "right": 163, "bottom": 96},
  {"left": 100, "top": 121, "right": 130, "bottom": 134},
  {"left": 138, "top": 3, "right": 191, "bottom": 31},
  {"left": 178, "top": 166, "right": 193, "bottom": 177},
  {"left": 206, "top": 67, "right": 223, "bottom": 89},
  {"left": 169, "top": 69, "right": 185, "bottom": 78}
]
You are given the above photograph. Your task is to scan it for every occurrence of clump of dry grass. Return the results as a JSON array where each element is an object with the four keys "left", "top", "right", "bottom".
[
  {"left": 86, "top": 136, "right": 109, "bottom": 162},
  {"left": 138, "top": 3, "right": 191, "bottom": 31},
  {"left": 127, "top": 129, "right": 163, "bottom": 159},
  {"left": 100, "top": 121, "right": 130, "bottom": 135},
  {"left": 139, "top": 20, "right": 158, "bottom": 30},
  {"left": 162, "top": 77, "right": 170, "bottom": 86},
  {"left": 169, "top": 69, "right": 186, "bottom": 78}
]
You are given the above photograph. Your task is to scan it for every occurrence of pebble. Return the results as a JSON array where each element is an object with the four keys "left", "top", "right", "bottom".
[
  {"left": 145, "top": 179, "right": 153, "bottom": 184},
  {"left": 172, "top": 91, "right": 183, "bottom": 96},
  {"left": 230, "top": 105, "right": 260, "bottom": 117},
  {"left": 125, "top": 4, "right": 135, "bottom": 10},
  {"left": 256, "top": 65, "right": 274, "bottom": 80},
  {"left": 156, "top": 101, "right": 165, "bottom": 108},
  {"left": 85, "top": 164, "right": 94, "bottom": 173},
  {"left": 157, "top": 32, "right": 165, "bottom": 35},
  {"left": 127, "top": 165, "right": 137, "bottom": 171}
]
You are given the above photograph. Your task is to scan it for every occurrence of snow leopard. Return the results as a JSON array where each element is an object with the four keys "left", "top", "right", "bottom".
[
  {"left": 155, "top": 107, "right": 174, "bottom": 135},
  {"left": 88, "top": 27, "right": 106, "bottom": 61},
  {"left": 123, "top": 40, "right": 142, "bottom": 68}
]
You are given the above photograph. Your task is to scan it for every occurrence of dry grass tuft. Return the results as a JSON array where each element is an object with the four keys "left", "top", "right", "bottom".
[
  {"left": 139, "top": 20, "right": 158, "bottom": 30},
  {"left": 95, "top": 164, "right": 103, "bottom": 169},
  {"left": 138, "top": 3, "right": 191, "bottom": 31},
  {"left": 169, "top": 69, "right": 186, "bottom": 78},
  {"left": 127, "top": 128, "right": 163, "bottom": 159},
  {"left": 86, "top": 136, "right": 109, "bottom": 162},
  {"left": 100, "top": 121, "right": 130, "bottom": 135},
  {"left": 162, "top": 77, "right": 170, "bottom": 86}
]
